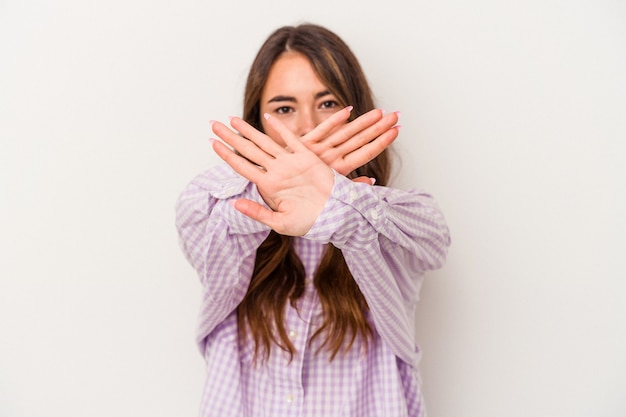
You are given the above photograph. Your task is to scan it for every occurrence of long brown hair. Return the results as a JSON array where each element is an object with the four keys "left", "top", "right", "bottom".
[{"left": 237, "top": 23, "right": 392, "bottom": 362}]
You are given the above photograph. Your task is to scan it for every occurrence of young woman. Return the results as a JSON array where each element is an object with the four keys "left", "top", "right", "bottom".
[{"left": 176, "top": 23, "right": 450, "bottom": 417}]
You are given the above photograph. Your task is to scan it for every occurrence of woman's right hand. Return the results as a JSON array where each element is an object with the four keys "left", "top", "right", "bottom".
[{"left": 300, "top": 107, "right": 400, "bottom": 176}]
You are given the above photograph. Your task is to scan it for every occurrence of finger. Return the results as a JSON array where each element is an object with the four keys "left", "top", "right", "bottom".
[
  {"left": 229, "top": 116, "right": 287, "bottom": 157},
  {"left": 301, "top": 106, "right": 353, "bottom": 144},
  {"left": 211, "top": 138, "right": 267, "bottom": 183},
  {"left": 341, "top": 126, "right": 399, "bottom": 169},
  {"left": 352, "top": 176, "right": 376, "bottom": 185},
  {"left": 232, "top": 199, "right": 292, "bottom": 234},
  {"left": 262, "top": 113, "right": 308, "bottom": 152},
  {"left": 333, "top": 110, "right": 398, "bottom": 151},
  {"left": 211, "top": 120, "right": 273, "bottom": 166},
  {"left": 232, "top": 199, "right": 274, "bottom": 223},
  {"left": 308, "top": 108, "right": 383, "bottom": 151},
  {"left": 316, "top": 114, "right": 399, "bottom": 172}
]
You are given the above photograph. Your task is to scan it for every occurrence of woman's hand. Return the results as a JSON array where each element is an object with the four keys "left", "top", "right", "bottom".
[
  {"left": 210, "top": 114, "right": 334, "bottom": 236},
  {"left": 300, "top": 107, "right": 400, "bottom": 176}
]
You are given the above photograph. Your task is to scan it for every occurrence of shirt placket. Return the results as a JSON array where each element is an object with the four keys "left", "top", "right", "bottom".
[{"left": 270, "top": 276, "right": 316, "bottom": 416}]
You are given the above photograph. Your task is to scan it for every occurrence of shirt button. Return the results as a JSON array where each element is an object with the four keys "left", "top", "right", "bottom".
[
  {"left": 349, "top": 190, "right": 358, "bottom": 202},
  {"left": 286, "top": 394, "right": 294, "bottom": 403},
  {"left": 370, "top": 209, "right": 379, "bottom": 220},
  {"left": 288, "top": 330, "right": 297, "bottom": 340}
]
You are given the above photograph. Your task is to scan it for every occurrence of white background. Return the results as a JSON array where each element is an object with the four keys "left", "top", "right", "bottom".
[{"left": 1, "top": 1, "right": 624, "bottom": 416}]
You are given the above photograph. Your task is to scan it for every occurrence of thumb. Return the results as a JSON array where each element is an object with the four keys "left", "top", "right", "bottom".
[{"left": 351, "top": 176, "right": 376, "bottom": 185}]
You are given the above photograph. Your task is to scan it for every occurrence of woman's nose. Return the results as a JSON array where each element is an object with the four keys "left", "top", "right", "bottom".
[{"left": 295, "top": 111, "right": 317, "bottom": 137}]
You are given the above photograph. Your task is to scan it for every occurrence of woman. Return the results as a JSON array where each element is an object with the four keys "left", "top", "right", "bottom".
[{"left": 176, "top": 23, "right": 450, "bottom": 417}]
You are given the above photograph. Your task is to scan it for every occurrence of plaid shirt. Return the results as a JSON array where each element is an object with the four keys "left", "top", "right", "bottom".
[{"left": 176, "top": 164, "right": 450, "bottom": 417}]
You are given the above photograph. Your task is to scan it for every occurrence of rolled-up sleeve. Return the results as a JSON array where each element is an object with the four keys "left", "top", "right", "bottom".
[
  {"left": 304, "top": 171, "right": 451, "bottom": 367},
  {"left": 175, "top": 164, "right": 271, "bottom": 352}
]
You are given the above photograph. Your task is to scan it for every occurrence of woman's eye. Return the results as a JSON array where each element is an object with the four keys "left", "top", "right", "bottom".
[
  {"left": 276, "top": 106, "right": 292, "bottom": 115},
  {"left": 319, "top": 100, "right": 339, "bottom": 110}
]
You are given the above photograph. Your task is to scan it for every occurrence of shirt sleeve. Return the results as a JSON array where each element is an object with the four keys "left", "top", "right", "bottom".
[
  {"left": 303, "top": 171, "right": 451, "bottom": 368},
  {"left": 175, "top": 164, "right": 271, "bottom": 353}
]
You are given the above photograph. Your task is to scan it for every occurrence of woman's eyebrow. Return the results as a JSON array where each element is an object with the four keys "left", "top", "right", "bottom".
[
  {"left": 314, "top": 90, "right": 332, "bottom": 99},
  {"left": 267, "top": 95, "right": 296, "bottom": 103},
  {"left": 267, "top": 90, "right": 332, "bottom": 104}
]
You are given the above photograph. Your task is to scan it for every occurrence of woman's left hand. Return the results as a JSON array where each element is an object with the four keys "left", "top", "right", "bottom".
[
  {"left": 210, "top": 114, "right": 334, "bottom": 236},
  {"left": 300, "top": 107, "right": 400, "bottom": 176}
]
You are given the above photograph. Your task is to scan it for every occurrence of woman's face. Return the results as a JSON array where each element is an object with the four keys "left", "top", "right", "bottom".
[{"left": 260, "top": 51, "right": 342, "bottom": 147}]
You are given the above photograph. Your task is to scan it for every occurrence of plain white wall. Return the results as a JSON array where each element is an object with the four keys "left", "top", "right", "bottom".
[{"left": 1, "top": 1, "right": 624, "bottom": 416}]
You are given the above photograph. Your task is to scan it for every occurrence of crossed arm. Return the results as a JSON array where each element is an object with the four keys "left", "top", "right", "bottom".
[{"left": 209, "top": 106, "right": 400, "bottom": 236}]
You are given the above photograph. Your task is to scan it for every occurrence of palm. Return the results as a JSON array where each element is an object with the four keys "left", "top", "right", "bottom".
[{"left": 211, "top": 115, "right": 334, "bottom": 236}]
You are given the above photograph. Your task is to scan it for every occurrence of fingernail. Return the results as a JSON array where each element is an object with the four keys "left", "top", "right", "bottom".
[
  {"left": 209, "top": 120, "right": 216, "bottom": 127},
  {"left": 263, "top": 113, "right": 271, "bottom": 120},
  {"left": 395, "top": 125, "right": 402, "bottom": 131},
  {"left": 394, "top": 111, "right": 402, "bottom": 117},
  {"left": 369, "top": 177, "right": 376, "bottom": 185},
  {"left": 209, "top": 138, "right": 216, "bottom": 145},
  {"left": 346, "top": 106, "right": 353, "bottom": 112}
]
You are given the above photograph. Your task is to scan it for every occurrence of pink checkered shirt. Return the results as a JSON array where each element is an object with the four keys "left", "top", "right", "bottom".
[{"left": 176, "top": 164, "right": 450, "bottom": 417}]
